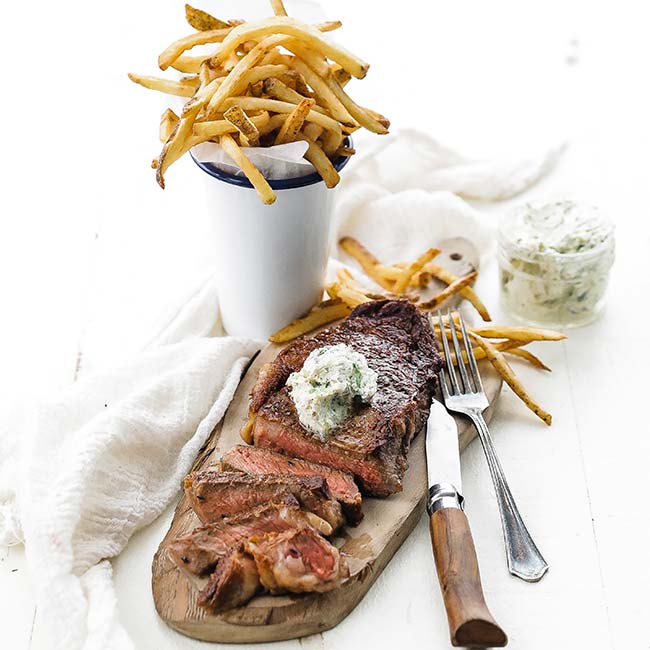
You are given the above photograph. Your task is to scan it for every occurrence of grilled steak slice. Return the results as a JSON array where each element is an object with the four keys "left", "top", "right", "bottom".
[
  {"left": 168, "top": 499, "right": 311, "bottom": 576},
  {"left": 222, "top": 444, "right": 363, "bottom": 525},
  {"left": 198, "top": 549, "right": 261, "bottom": 613},
  {"left": 245, "top": 528, "right": 347, "bottom": 594},
  {"left": 184, "top": 470, "right": 344, "bottom": 532},
  {"left": 248, "top": 300, "right": 442, "bottom": 496}
]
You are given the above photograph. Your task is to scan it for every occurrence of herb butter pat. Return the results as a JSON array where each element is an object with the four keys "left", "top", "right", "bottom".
[{"left": 287, "top": 343, "right": 378, "bottom": 440}]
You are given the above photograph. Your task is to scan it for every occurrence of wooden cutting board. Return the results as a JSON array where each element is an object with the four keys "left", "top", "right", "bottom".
[{"left": 151, "top": 239, "right": 503, "bottom": 643}]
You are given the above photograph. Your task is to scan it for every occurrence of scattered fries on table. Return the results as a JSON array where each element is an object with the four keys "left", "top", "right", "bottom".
[
  {"left": 128, "top": 2, "right": 389, "bottom": 201},
  {"left": 269, "top": 237, "right": 566, "bottom": 425}
]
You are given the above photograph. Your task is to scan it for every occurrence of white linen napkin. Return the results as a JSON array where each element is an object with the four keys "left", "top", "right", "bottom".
[{"left": 0, "top": 129, "right": 560, "bottom": 650}]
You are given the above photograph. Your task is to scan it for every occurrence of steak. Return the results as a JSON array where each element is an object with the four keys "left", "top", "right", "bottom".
[
  {"left": 245, "top": 528, "right": 347, "bottom": 594},
  {"left": 198, "top": 549, "right": 261, "bottom": 613},
  {"left": 221, "top": 444, "right": 363, "bottom": 524},
  {"left": 248, "top": 300, "right": 441, "bottom": 496},
  {"left": 168, "top": 499, "right": 312, "bottom": 576},
  {"left": 184, "top": 470, "right": 344, "bottom": 532}
]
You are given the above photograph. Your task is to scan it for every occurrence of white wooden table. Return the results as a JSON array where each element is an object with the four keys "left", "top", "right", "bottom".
[{"left": 2, "top": 0, "right": 649, "bottom": 648}]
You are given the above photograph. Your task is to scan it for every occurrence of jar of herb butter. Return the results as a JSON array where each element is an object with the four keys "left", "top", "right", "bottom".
[{"left": 498, "top": 201, "right": 615, "bottom": 328}]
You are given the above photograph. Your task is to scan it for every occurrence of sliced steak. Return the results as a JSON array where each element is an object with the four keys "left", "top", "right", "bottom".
[
  {"left": 184, "top": 470, "right": 344, "bottom": 532},
  {"left": 221, "top": 444, "right": 363, "bottom": 525},
  {"left": 248, "top": 300, "right": 442, "bottom": 496},
  {"left": 198, "top": 549, "right": 261, "bottom": 613},
  {"left": 168, "top": 499, "right": 309, "bottom": 576},
  {"left": 245, "top": 528, "right": 347, "bottom": 594}
]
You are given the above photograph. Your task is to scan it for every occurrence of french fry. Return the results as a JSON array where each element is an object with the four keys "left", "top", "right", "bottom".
[
  {"left": 302, "top": 137, "right": 340, "bottom": 187},
  {"left": 159, "top": 108, "right": 179, "bottom": 143},
  {"left": 258, "top": 112, "right": 287, "bottom": 135},
  {"left": 505, "top": 348, "right": 551, "bottom": 371},
  {"left": 158, "top": 28, "right": 232, "bottom": 71},
  {"left": 221, "top": 96, "right": 342, "bottom": 134},
  {"left": 334, "top": 145, "right": 355, "bottom": 157},
  {"left": 224, "top": 105, "right": 261, "bottom": 145},
  {"left": 290, "top": 57, "right": 356, "bottom": 126},
  {"left": 283, "top": 41, "right": 334, "bottom": 79},
  {"left": 393, "top": 248, "right": 440, "bottom": 294},
  {"left": 302, "top": 122, "right": 323, "bottom": 141},
  {"left": 333, "top": 67, "right": 351, "bottom": 87},
  {"left": 198, "top": 60, "right": 212, "bottom": 86},
  {"left": 193, "top": 111, "right": 270, "bottom": 139},
  {"left": 263, "top": 77, "right": 309, "bottom": 103},
  {"left": 364, "top": 106, "right": 391, "bottom": 129},
  {"left": 127, "top": 73, "right": 197, "bottom": 97},
  {"left": 220, "top": 134, "right": 276, "bottom": 204},
  {"left": 238, "top": 63, "right": 288, "bottom": 89},
  {"left": 156, "top": 100, "right": 203, "bottom": 188},
  {"left": 338, "top": 236, "right": 395, "bottom": 291},
  {"left": 269, "top": 0, "right": 288, "bottom": 16},
  {"left": 321, "top": 128, "right": 343, "bottom": 156},
  {"left": 211, "top": 17, "right": 369, "bottom": 79},
  {"left": 275, "top": 98, "right": 315, "bottom": 144},
  {"left": 426, "top": 264, "right": 491, "bottom": 321},
  {"left": 469, "top": 333, "right": 552, "bottom": 425},
  {"left": 281, "top": 69, "right": 313, "bottom": 97},
  {"left": 269, "top": 299, "right": 351, "bottom": 343},
  {"left": 222, "top": 49, "right": 242, "bottom": 72},
  {"left": 262, "top": 78, "right": 328, "bottom": 117},
  {"left": 438, "top": 336, "right": 526, "bottom": 365},
  {"left": 170, "top": 54, "right": 208, "bottom": 73},
  {"left": 324, "top": 75, "right": 388, "bottom": 134},
  {"left": 418, "top": 272, "right": 478, "bottom": 310},
  {"left": 315, "top": 20, "right": 343, "bottom": 33},
  {"left": 181, "top": 75, "right": 224, "bottom": 116},
  {"left": 185, "top": 4, "right": 231, "bottom": 31},
  {"left": 327, "top": 282, "right": 370, "bottom": 308},
  {"left": 471, "top": 326, "right": 566, "bottom": 342}
]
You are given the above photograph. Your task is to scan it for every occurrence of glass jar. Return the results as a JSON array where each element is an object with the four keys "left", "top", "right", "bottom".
[{"left": 498, "top": 201, "right": 615, "bottom": 328}]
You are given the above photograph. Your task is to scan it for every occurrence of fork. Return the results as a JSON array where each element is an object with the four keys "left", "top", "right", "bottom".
[{"left": 433, "top": 310, "right": 549, "bottom": 583}]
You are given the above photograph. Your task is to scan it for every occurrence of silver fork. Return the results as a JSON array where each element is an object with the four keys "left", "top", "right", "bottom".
[{"left": 433, "top": 310, "right": 549, "bottom": 583}]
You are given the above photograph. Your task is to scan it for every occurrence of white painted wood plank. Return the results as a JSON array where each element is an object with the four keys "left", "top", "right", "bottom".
[{"left": 0, "top": 546, "right": 36, "bottom": 650}]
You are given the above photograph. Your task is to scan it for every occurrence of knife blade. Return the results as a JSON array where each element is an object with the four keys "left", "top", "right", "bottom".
[
  {"left": 426, "top": 399, "right": 463, "bottom": 501},
  {"left": 425, "top": 396, "right": 507, "bottom": 648}
]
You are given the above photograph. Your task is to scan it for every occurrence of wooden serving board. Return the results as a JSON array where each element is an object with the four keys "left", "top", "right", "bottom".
[
  {"left": 152, "top": 239, "right": 503, "bottom": 643},
  {"left": 151, "top": 354, "right": 502, "bottom": 644}
]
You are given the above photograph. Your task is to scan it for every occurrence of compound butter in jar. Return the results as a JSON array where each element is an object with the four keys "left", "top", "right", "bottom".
[{"left": 498, "top": 201, "right": 615, "bottom": 328}]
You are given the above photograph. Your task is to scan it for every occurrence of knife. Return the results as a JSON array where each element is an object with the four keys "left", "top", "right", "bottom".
[{"left": 426, "top": 399, "right": 507, "bottom": 648}]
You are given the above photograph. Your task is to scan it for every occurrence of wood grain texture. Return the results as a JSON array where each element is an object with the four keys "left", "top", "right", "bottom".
[
  {"left": 151, "top": 346, "right": 502, "bottom": 643},
  {"left": 429, "top": 508, "right": 507, "bottom": 647}
]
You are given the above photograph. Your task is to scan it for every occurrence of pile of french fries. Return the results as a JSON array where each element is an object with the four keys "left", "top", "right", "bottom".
[
  {"left": 128, "top": 1, "right": 389, "bottom": 203},
  {"left": 270, "top": 237, "right": 566, "bottom": 425}
]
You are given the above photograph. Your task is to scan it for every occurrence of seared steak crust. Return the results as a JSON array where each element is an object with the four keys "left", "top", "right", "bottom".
[
  {"left": 221, "top": 444, "right": 363, "bottom": 524},
  {"left": 198, "top": 549, "right": 261, "bottom": 613},
  {"left": 184, "top": 470, "right": 344, "bottom": 531},
  {"left": 249, "top": 300, "right": 441, "bottom": 496}
]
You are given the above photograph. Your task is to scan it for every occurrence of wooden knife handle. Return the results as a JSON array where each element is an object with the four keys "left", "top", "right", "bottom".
[{"left": 430, "top": 508, "right": 507, "bottom": 648}]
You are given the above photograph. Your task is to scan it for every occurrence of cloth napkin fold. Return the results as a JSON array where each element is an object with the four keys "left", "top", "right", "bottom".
[{"left": 0, "top": 129, "right": 560, "bottom": 650}]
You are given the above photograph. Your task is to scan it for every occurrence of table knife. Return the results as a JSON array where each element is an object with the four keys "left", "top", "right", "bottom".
[{"left": 426, "top": 399, "right": 507, "bottom": 648}]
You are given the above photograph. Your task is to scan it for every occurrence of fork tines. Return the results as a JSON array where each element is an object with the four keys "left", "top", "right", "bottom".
[{"left": 430, "top": 310, "right": 485, "bottom": 399}]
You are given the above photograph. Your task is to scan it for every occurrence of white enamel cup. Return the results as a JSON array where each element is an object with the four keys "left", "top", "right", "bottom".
[{"left": 192, "top": 147, "right": 351, "bottom": 340}]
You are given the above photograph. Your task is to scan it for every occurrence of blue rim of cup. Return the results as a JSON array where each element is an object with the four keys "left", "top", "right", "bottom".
[{"left": 190, "top": 137, "right": 353, "bottom": 190}]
